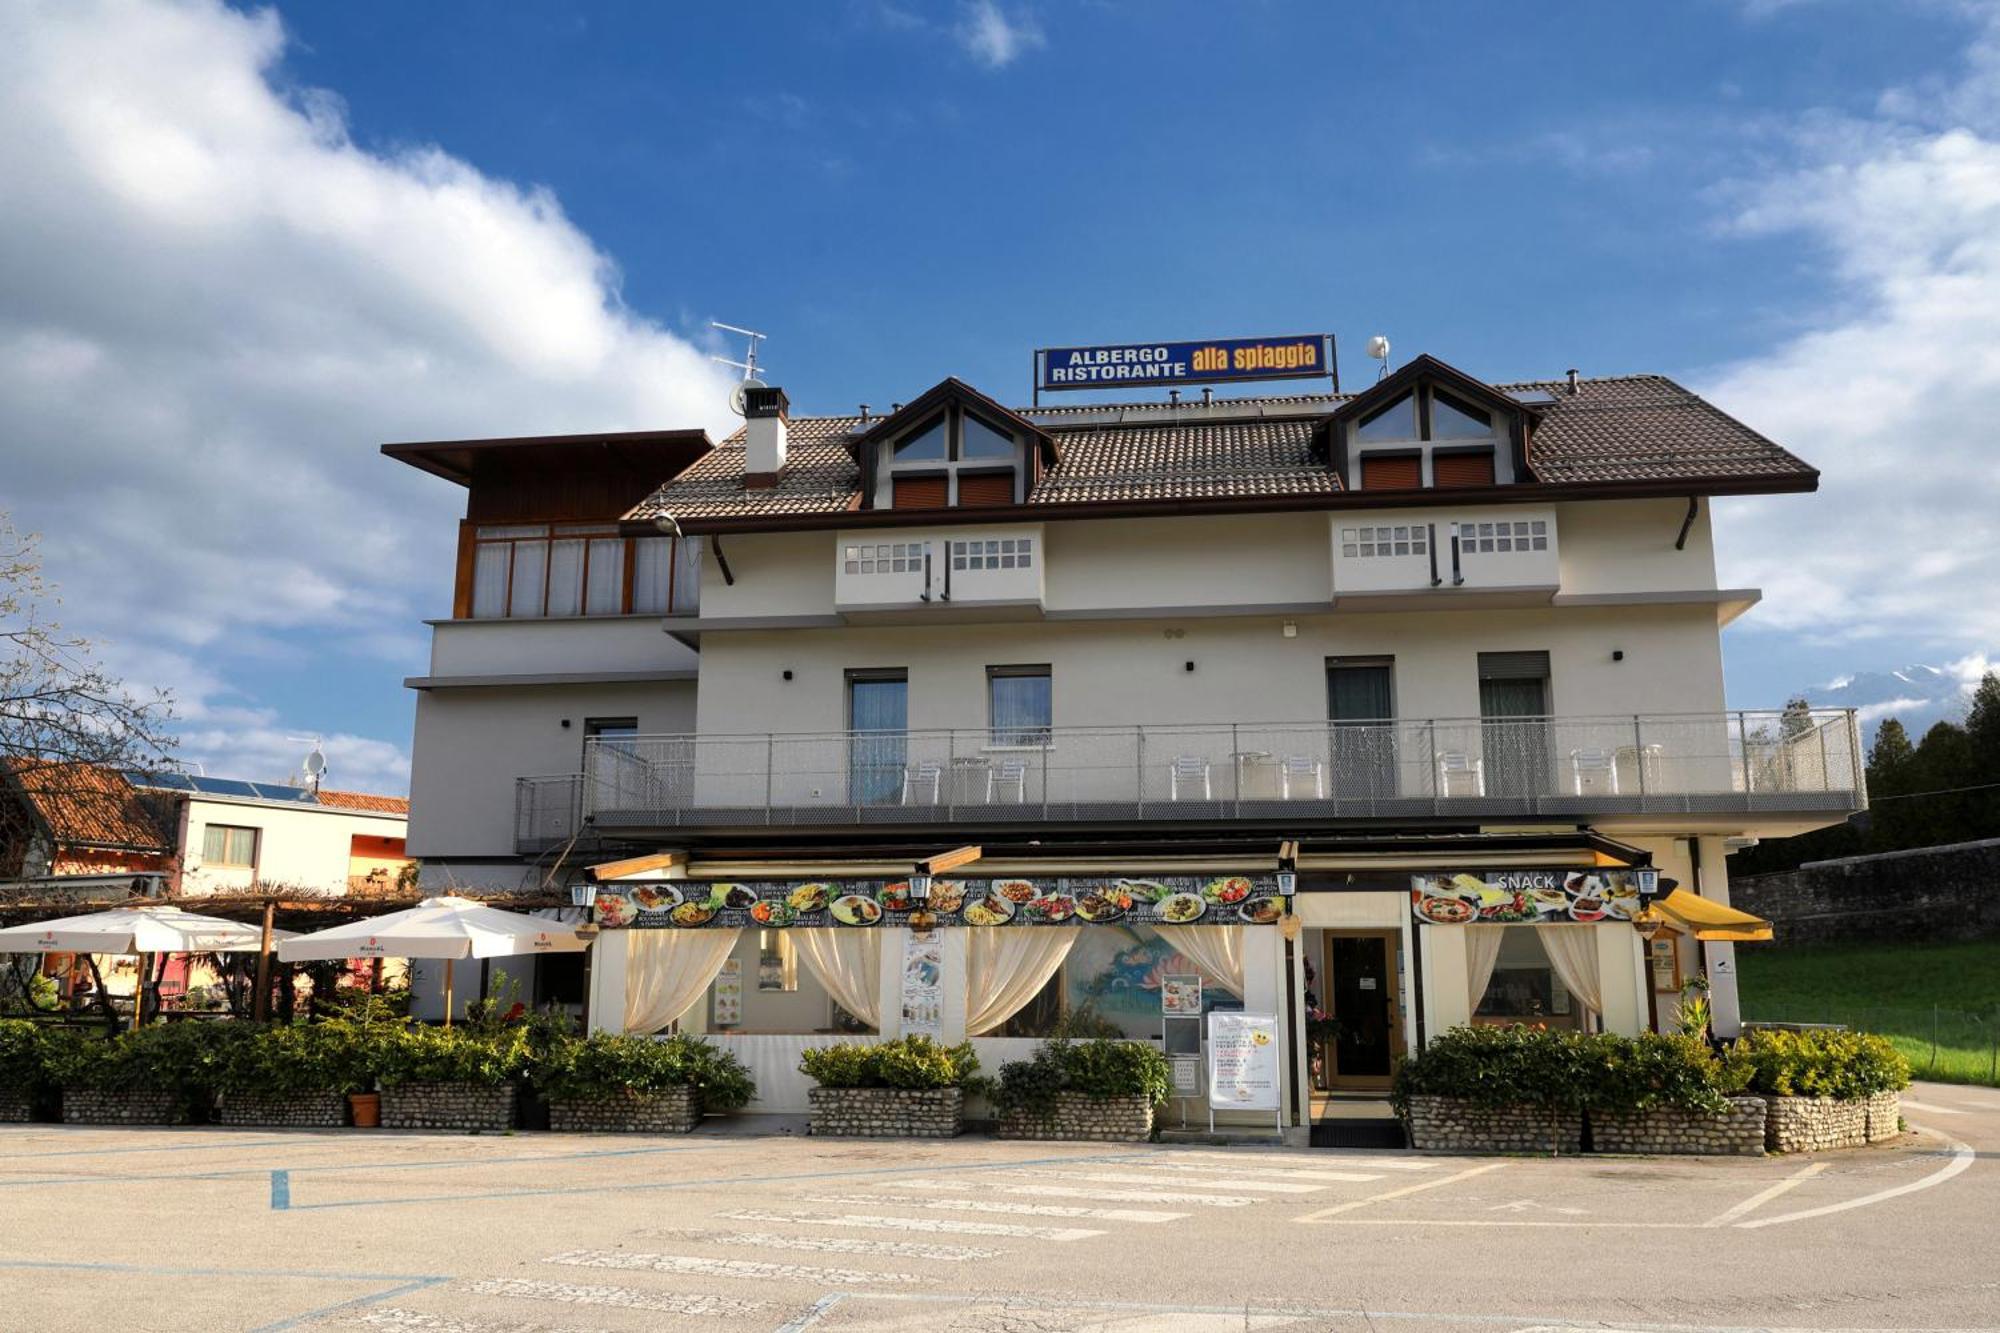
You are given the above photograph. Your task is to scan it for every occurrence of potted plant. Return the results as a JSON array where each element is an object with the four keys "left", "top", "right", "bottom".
[
  {"left": 212, "top": 1023, "right": 372, "bottom": 1128},
  {"left": 537, "top": 1033, "right": 754, "bottom": 1133},
  {"left": 372, "top": 1022, "right": 527, "bottom": 1132},
  {"left": 0, "top": 1019, "right": 48, "bottom": 1122},
  {"left": 799, "top": 1035, "right": 977, "bottom": 1138},
  {"left": 992, "top": 1038, "right": 1169, "bottom": 1141}
]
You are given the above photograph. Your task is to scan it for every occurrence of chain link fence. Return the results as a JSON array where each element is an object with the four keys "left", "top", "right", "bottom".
[{"left": 1745, "top": 1005, "right": 2000, "bottom": 1087}]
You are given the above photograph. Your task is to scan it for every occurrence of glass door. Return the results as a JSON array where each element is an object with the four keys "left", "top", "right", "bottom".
[
  {"left": 1478, "top": 652, "right": 1552, "bottom": 798},
  {"left": 847, "top": 672, "right": 908, "bottom": 806},
  {"left": 1327, "top": 659, "right": 1395, "bottom": 799},
  {"left": 1323, "top": 930, "right": 1401, "bottom": 1089}
]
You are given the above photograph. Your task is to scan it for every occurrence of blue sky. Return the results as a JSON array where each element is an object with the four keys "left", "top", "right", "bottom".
[{"left": 4, "top": 0, "right": 1998, "bottom": 791}]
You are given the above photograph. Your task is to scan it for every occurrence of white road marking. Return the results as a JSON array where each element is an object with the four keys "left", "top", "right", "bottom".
[
  {"left": 1736, "top": 1133, "right": 1978, "bottom": 1229},
  {"left": 1296, "top": 1162, "right": 1508, "bottom": 1222},
  {"left": 661, "top": 1227, "right": 1000, "bottom": 1261},
  {"left": 347, "top": 1309, "right": 613, "bottom": 1332},
  {"left": 1001, "top": 1168, "right": 1326, "bottom": 1193},
  {"left": 1130, "top": 1161, "right": 1384, "bottom": 1183},
  {"left": 1163, "top": 1150, "right": 1437, "bottom": 1171},
  {"left": 1899, "top": 1099, "right": 1968, "bottom": 1115},
  {"left": 1703, "top": 1162, "right": 1827, "bottom": 1227},
  {"left": 544, "top": 1248, "right": 926, "bottom": 1286},
  {"left": 800, "top": 1193, "right": 1186, "bottom": 1223},
  {"left": 721, "top": 1208, "right": 1100, "bottom": 1241},
  {"left": 888, "top": 1177, "right": 1254, "bottom": 1206},
  {"left": 468, "top": 1276, "right": 772, "bottom": 1318}
]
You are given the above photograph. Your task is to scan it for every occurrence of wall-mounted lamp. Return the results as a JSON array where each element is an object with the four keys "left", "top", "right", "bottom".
[
  {"left": 1612, "top": 649, "right": 1625, "bottom": 663},
  {"left": 1184, "top": 660, "right": 1196, "bottom": 673},
  {"left": 1276, "top": 869, "right": 1298, "bottom": 898},
  {"left": 560, "top": 718, "right": 572, "bottom": 729},
  {"left": 782, "top": 669, "right": 794, "bottom": 681},
  {"left": 909, "top": 872, "right": 933, "bottom": 905},
  {"left": 1281, "top": 620, "right": 1298, "bottom": 639}
]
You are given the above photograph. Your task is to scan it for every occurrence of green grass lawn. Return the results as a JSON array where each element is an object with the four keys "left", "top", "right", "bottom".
[{"left": 1735, "top": 937, "right": 2000, "bottom": 1087}]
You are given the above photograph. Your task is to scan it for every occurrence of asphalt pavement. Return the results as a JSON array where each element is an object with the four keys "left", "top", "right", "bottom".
[{"left": 0, "top": 1079, "right": 1994, "bottom": 1332}]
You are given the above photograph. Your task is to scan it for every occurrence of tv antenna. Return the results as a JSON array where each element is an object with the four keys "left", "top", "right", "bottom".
[{"left": 711, "top": 321, "right": 769, "bottom": 417}]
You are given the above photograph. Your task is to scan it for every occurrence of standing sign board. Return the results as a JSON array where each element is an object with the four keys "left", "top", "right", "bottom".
[
  {"left": 899, "top": 929, "right": 943, "bottom": 1036},
  {"left": 1207, "top": 1012, "right": 1281, "bottom": 1133}
]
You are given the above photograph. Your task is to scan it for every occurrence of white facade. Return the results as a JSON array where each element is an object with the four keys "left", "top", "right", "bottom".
[{"left": 172, "top": 795, "right": 407, "bottom": 896}]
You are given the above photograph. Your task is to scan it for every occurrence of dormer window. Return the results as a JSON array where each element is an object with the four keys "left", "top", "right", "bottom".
[
  {"left": 880, "top": 406, "right": 1025, "bottom": 509},
  {"left": 1335, "top": 360, "right": 1519, "bottom": 492}
]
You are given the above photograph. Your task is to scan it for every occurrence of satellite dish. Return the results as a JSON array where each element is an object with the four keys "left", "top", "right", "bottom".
[
  {"left": 303, "top": 747, "right": 327, "bottom": 778},
  {"left": 727, "top": 377, "right": 767, "bottom": 417},
  {"left": 1366, "top": 335, "right": 1392, "bottom": 361}
]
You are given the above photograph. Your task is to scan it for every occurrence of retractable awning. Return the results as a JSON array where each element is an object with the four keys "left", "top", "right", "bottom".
[{"left": 1652, "top": 888, "right": 1773, "bottom": 942}]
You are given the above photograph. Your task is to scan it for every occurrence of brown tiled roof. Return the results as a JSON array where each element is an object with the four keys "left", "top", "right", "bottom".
[
  {"left": 626, "top": 372, "right": 1815, "bottom": 528},
  {"left": 313, "top": 789, "right": 411, "bottom": 815},
  {"left": 3, "top": 761, "right": 172, "bottom": 853}
]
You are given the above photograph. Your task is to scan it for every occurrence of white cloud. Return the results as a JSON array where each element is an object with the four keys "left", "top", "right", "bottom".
[
  {"left": 1701, "top": 3, "right": 2000, "bottom": 664},
  {"left": 0, "top": 0, "right": 736, "bottom": 793},
  {"left": 956, "top": 0, "right": 1045, "bottom": 69}
]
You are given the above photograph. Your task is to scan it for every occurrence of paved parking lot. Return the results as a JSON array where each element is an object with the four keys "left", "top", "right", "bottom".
[{"left": 1, "top": 1081, "right": 1993, "bottom": 1332}]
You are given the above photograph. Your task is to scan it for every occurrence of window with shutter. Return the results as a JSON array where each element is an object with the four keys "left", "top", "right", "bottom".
[
  {"left": 1361, "top": 455, "right": 1423, "bottom": 490},
  {"left": 892, "top": 475, "right": 949, "bottom": 509},
  {"left": 1433, "top": 451, "right": 1496, "bottom": 488},
  {"left": 956, "top": 473, "right": 1015, "bottom": 507}
]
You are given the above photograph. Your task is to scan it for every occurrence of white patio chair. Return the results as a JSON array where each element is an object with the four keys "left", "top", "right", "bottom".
[
  {"left": 1278, "top": 754, "right": 1325, "bottom": 800},
  {"left": 1168, "top": 754, "right": 1212, "bottom": 801},
  {"left": 1570, "top": 747, "right": 1619, "bottom": 796},
  {"left": 901, "top": 761, "right": 943, "bottom": 805},
  {"left": 986, "top": 759, "right": 1029, "bottom": 804},
  {"left": 1435, "top": 750, "right": 1485, "bottom": 798}
]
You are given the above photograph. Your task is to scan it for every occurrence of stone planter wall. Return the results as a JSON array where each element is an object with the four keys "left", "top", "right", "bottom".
[
  {"left": 0, "top": 1089, "right": 33, "bottom": 1123},
  {"left": 1765, "top": 1094, "right": 1869, "bottom": 1152},
  {"left": 216, "top": 1091, "right": 347, "bottom": 1128},
  {"left": 380, "top": 1081, "right": 517, "bottom": 1132},
  {"left": 1866, "top": 1091, "right": 1901, "bottom": 1144},
  {"left": 549, "top": 1086, "right": 702, "bottom": 1134},
  {"left": 996, "top": 1091, "right": 1154, "bottom": 1142},
  {"left": 808, "top": 1086, "right": 962, "bottom": 1138},
  {"left": 1589, "top": 1096, "right": 1767, "bottom": 1156},
  {"left": 62, "top": 1088, "right": 181, "bottom": 1125},
  {"left": 1403, "top": 1096, "right": 1583, "bottom": 1154}
]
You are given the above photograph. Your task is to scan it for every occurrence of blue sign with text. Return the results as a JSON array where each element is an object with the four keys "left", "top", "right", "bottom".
[{"left": 1038, "top": 334, "right": 1332, "bottom": 393}]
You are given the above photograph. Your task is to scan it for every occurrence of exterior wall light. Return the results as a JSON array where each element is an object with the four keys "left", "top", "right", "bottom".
[
  {"left": 1276, "top": 869, "right": 1297, "bottom": 897},
  {"left": 909, "top": 872, "right": 933, "bottom": 904}
]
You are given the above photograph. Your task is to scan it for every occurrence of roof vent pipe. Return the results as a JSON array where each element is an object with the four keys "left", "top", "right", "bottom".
[
  {"left": 1202, "top": 387, "right": 1213, "bottom": 406},
  {"left": 858, "top": 403, "right": 870, "bottom": 424},
  {"left": 892, "top": 402, "right": 903, "bottom": 413},
  {"left": 1169, "top": 389, "right": 1181, "bottom": 407},
  {"left": 1566, "top": 368, "right": 1580, "bottom": 395}
]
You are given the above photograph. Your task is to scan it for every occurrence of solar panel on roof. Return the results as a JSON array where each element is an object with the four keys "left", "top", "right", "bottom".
[
  {"left": 125, "top": 770, "right": 195, "bottom": 791},
  {"left": 1509, "top": 389, "right": 1558, "bottom": 406}
]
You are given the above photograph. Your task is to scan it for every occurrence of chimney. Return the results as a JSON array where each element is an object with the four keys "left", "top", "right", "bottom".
[
  {"left": 742, "top": 384, "right": 789, "bottom": 488},
  {"left": 1565, "top": 368, "right": 1580, "bottom": 395}
]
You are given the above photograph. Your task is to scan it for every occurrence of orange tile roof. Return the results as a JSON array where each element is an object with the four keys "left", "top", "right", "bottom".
[
  {"left": 313, "top": 789, "right": 411, "bottom": 815},
  {"left": 3, "top": 760, "right": 172, "bottom": 853}
]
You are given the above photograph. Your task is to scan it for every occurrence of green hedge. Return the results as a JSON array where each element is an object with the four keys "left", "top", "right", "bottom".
[
  {"left": 1726, "top": 1028, "right": 1910, "bottom": 1100},
  {"left": 992, "top": 1039, "right": 1171, "bottom": 1121},
  {"left": 1392, "top": 1025, "right": 1748, "bottom": 1117},
  {"left": 538, "top": 1033, "right": 755, "bottom": 1111},
  {"left": 42, "top": 1022, "right": 255, "bottom": 1111},
  {"left": 212, "top": 1022, "right": 375, "bottom": 1098},
  {"left": 799, "top": 1036, "right": 978, "bottom": 1090},
  {"left": 371, "top": 1023, "right": 529, "bottom": 1088},
  {"left": 0, "top": 1019, "right": 50, "bottom": 1095}
]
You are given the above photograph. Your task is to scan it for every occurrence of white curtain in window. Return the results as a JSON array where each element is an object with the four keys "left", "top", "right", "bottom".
[
  {"left": 1154, "top": 925, "right": 1245, "bottom": 997},
  {"left": 1539, "top": 926, "right": 1604, "bottom": 1021},
  {"left": 967, "top": 928, "right": 1075, "bottom": 1035},
  {"left": 795, "top": 928, "right": 883, "bottom": 1029},
  {"left": 471, "top": 544, "right": 510, "bottom": 618},
  {"left": 586, "top": 538, "right": 624, "bottom": 614},
  {"left": 632, "top": 537, "right": 670, "bottom": 614},
  {"left": 508, "top": 540, "right": 548, "bottom": 617},
  {"left": 546, "top": 538, "right": 586, "bottom": 617},
  {"left": 1465, "top": 926, "right": 1506, "bottom": 1010},
  {"left": 624, "top": 929, "right": 741, "bottom": 1035},
  {"left": 671, "top": 537, "right": 703, "bottom": 613}
]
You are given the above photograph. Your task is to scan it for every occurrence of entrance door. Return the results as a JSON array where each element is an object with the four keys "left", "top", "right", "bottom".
[
  {"left": 1478, "top": 651, "right": 1552, "bottom": 799},
  {"left": 1326, "top": 658, "right": 1396, "bottom": 800},
  {"left": 847, "top": 672, "right": 908, "bottom": 806},
  {"left": 1322, "top": 930, "right": 1402, "bottom": 1089}
]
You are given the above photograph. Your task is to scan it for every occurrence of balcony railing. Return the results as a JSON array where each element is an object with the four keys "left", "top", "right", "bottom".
[
  {"left": 564, "top": 709, "right": 1864, "bottom": 831},
  {"left": 515, "top": 774, "right": 584, "bottom": 853}
]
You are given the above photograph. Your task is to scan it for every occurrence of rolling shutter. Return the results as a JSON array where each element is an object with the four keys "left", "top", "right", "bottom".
[
  {"left": 1433, "top": 451, "right": 1496, "bottom": 488},
  {"left": 1360, "top": 454, "right": 1422, "bottom": 490},
  {"left": 892, "top": 475, "right": 949, "bottom": 509},
  {"left": 1477, "top": 650, "right": 1551, "bottom": 681},
  {"left": 955, "top": 472, "right": 1016, "bottom": 508}
]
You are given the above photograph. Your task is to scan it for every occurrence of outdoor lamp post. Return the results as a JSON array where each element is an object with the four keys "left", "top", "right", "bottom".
[{"left": 1633, "top": 907, "right": 1667, "bottom": 1032}]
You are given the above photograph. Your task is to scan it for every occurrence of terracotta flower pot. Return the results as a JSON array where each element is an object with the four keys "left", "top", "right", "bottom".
[{"left": 348, "top": 1091, "right": 381, "bottom": 1129}]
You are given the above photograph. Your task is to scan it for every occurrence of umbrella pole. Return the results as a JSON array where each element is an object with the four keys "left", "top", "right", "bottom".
[
  {"left": 130, "top": 952, "right": 146, "bottom": 1032},
  {"left": 253, "top": 901, "right": 275, "bottom": 1023},
  {"left": 443, "top": 957, "right": 454, "bottom": 1029}
]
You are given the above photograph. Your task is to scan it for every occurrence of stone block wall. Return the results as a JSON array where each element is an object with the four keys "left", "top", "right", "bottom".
[
  {"left": 62, "top": 1088, "right": 180, "bottom": 1125},
  {"left": 380, "top": 1081, "right": 517, "bottom": 1132},
  {"left": 549, "top": 1087, "right": 702, "bottom": 1134},
  {"left": 996, "top": 1091, "right": 1154, "bottom": 1142},
  {"left": 808, "top": 1086, "right": 962, "bottom": 1138},
  {"left": 1589, "top": 1096, "right": 1767, "bottom": 1156},
  {"left": 1866, "top": 1091, "right": 1901, "bottom": 1143},
  {"left": 1403, "top": 1096, "right": 1583, "bottom": 1153},
  {"left": 0, "top": 1089, "right": 32, "bottom": 1122},
  {"left": 216, "top": 1092, "right": 347, "bottom": 1128},
  {"left": 1731, "top": 838, "right": 2000, "bottom": 947},
  {"left": 1765, "top": 1094, "right": 1869, "bottom": 1152}
]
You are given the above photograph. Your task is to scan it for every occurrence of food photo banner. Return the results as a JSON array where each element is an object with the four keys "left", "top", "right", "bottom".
[
  {"left": 592, "top": 876, "right": 1288, "bottom": 930},
  {"left": 1409, "top": 869, "right": 1656, "bottom": 926}
]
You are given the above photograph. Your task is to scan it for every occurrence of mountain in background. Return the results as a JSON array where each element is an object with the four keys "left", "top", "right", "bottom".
[{"left": 1796, "top": 664, "right": 1968, "bottom": 742}]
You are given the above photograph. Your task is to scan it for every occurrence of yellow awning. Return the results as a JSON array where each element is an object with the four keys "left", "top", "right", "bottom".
[{"left": 1654, "top": 888, "right": 1772, "bottom": 942}]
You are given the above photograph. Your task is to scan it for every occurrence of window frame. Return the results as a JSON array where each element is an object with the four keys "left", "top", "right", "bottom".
[
  {"left": 880, "top": 405, "right": 1025, "bottom": 508},
  {"left": 463, "top": 523, "right": 699, "bottom": 621},
  {"left": 986, "top": 664, "right": 1053, "bottom": 748},
  {"left": 201, "top": 823, "right": 260, "bottom": 869}
]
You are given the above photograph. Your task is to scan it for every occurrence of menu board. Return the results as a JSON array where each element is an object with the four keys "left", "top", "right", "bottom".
[
  {"left": 594, "top": 875, "right": 1288, "bottom": 930},
  {"left": 1208, "top": 1012, "right": 1280, "bottom": 1111},
  {"left": 1161, "top": 974, "right": 1203, "bottom": 1016},
  {"left": 900, "top": 929, "right": 943, "bottom": 1036},
  {"left": 1410, "top": 870, "right": 1650, "bottom": 927},
  {"left": 711, "top": 958, "right": 742, "bottom": 1028}
]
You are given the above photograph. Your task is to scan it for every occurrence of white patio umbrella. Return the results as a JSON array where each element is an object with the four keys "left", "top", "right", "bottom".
[
  {"left": 275, "top": 895, "right": 586, "bottom": 1027},
  {"left": 0, "top": 903, "right": 285, "bottom": 1030}
]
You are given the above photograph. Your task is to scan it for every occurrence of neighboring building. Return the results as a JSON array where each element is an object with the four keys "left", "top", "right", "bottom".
[
  {"left": 387, "top": 352, "right": 1864, "bottom": 1126},
  {"left": 0, "top": 759, "right": 175, "bottom": 881}
]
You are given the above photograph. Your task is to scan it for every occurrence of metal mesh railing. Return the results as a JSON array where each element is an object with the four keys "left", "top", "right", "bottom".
[
  {"left": 1747, "top": 1006, "right": 2000, "bottom": 1087},
  {"left": 513, "top": 774, "right": 583, "bottom": 853},
  {"left": 571, "top": 708, "right": 1861, "bottom": 828}
]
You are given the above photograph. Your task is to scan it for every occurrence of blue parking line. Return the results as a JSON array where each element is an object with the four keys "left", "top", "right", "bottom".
[
  {"left": 270, "top": 1169, "right": 290, "bottom": 1210},
  {"left": 0, "top": 1259, "right": 447, "bottom": 1333},
  {"left": 250, "top": 1277, "right": 448, "bottom": 1333}
]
